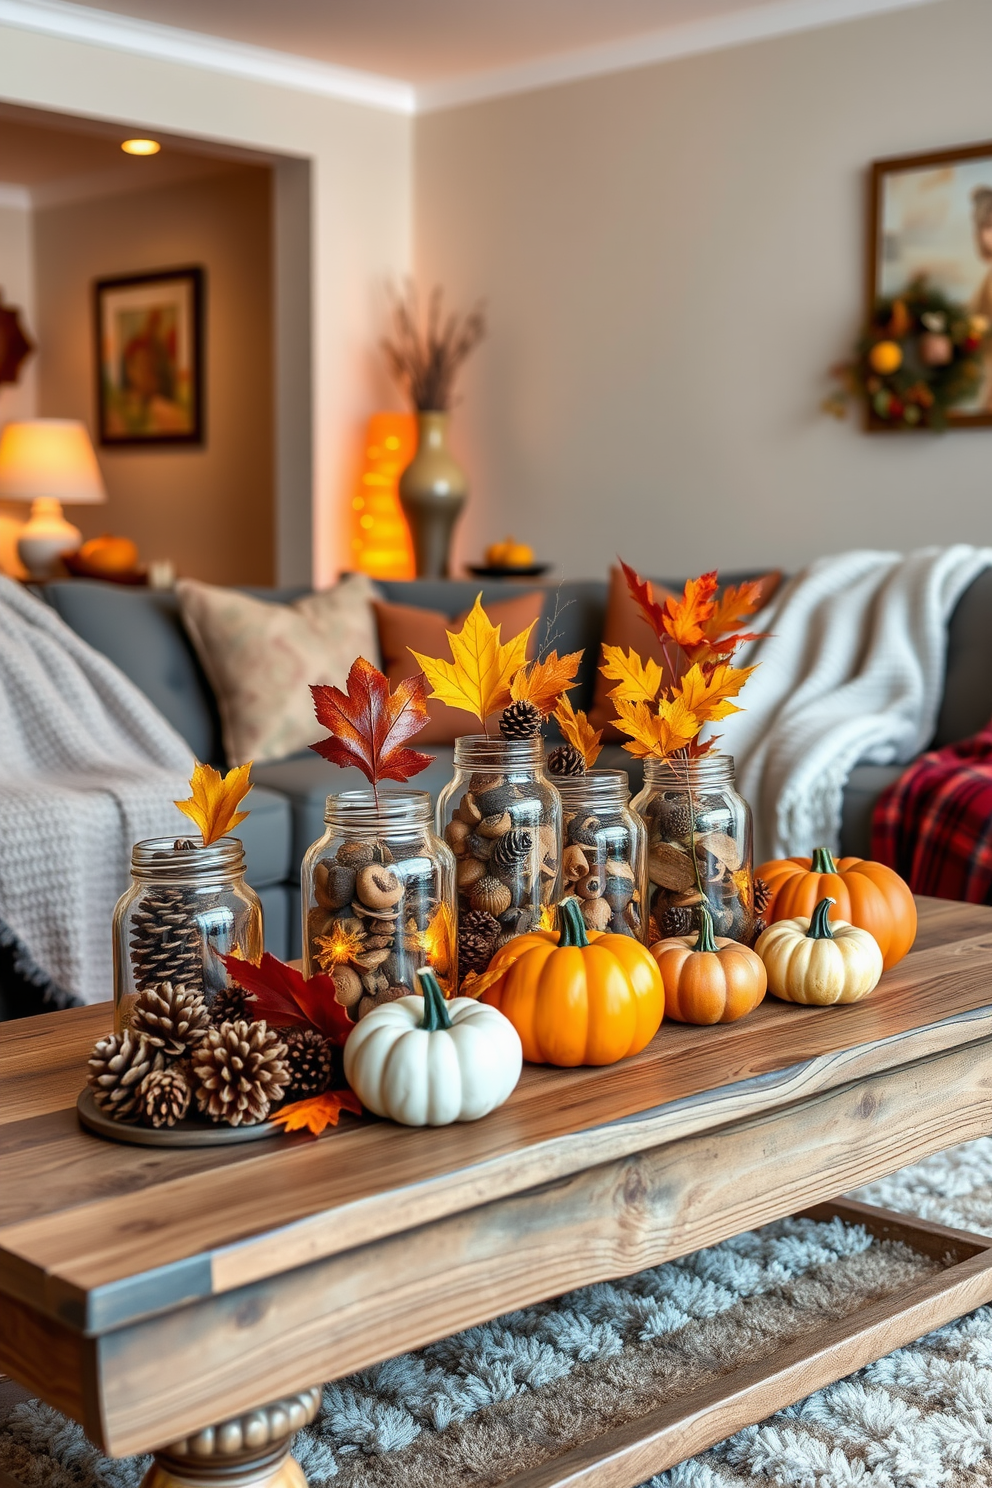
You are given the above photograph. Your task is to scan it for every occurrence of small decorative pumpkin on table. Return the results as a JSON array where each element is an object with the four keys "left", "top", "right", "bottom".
[
  {"left": 756, "top": 847, "right": 916, "bottom": 971},
  {"left": 478, "top": 895, "right": 665, "bottom": 1066},
  {"left": 756, "top": 896, "right": 883, "bottom": 1006},
  {"left": 649, "top": 905, "right": 767, "bottom": 1025}
]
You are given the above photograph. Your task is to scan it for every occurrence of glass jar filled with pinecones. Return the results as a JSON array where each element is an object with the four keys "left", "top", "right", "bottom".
[
  {"left": 555, "top": 770, "right": 647, "bottom": 940},
  {"left": 113, "top": 837, "right": 263, "bottom": 1032},
  {"left": 436, "top": 736, "right": 562, "bottom": 986},
  {"left": 630, "top": 753, "right": 757, "bottom": 946},
  {"left": 302, "top": 789, "right": 456, "bottom": 1021}
]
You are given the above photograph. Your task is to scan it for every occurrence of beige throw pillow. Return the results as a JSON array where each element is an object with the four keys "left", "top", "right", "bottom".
[{"left": 177, "top": 574, "right": 380, "bottom": 766}]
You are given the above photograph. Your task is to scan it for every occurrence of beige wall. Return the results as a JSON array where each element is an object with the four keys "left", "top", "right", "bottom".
[
  {"left": 34, "top": 168, "right": 275, "bottom": 585},
  {"left": 414, "top": 0, "right": 992, "bottom": 579},
  {"left": 0, "top": 199, "right": 36, "bottom": 425}
]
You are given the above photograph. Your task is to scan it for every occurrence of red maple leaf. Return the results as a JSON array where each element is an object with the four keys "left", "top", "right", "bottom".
[
  {"left": 310, "top": 657, "right": 434, "bottom": 794},
  {"left": 219, "top": 951, "right": 352, "bottom": 1045},
  {"left": 620, "top": 560, "right": 670, "bottom": 646}
]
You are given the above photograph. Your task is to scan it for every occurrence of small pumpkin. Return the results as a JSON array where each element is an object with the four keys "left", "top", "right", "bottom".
[
  {"left": 756, "top": 896, "right": 883, "bottom": 1006},
  {"left": 481, "top": 896, "right": 664, "bottom": 1066},
  {"left": 756, "top": 846, "right": 916, "bottom": 971},
  {"left": 343, "top": 968, "right": 522, "bottom": 1126},
  {"left": 650, "top": 905, "right": 767, "bottom": 1025}
]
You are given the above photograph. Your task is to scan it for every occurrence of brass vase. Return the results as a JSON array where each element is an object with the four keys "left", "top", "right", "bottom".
[{"left": 398, "top": 411, "right": 467, "bottom": 578}]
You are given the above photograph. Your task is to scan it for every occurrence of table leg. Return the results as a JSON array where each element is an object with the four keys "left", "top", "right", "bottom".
[{"left": 141, "top": 1386, "right": 322, "bottom": 1488}]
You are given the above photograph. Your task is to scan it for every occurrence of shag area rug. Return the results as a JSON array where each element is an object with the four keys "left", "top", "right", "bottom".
[{"left": 3, "top": 1138, "right": 992, "bottom": 1488}]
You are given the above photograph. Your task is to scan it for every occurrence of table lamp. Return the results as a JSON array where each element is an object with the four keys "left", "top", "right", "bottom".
[{"left": 0, "top": 419, "right": 107, "bottom": 579}]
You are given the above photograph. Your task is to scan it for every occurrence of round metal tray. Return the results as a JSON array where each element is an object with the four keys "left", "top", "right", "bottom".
[{"left": 76, "top": 1086, "right": 282, "bottom": 1147}]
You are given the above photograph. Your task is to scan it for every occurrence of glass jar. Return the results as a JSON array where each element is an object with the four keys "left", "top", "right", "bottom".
[
  {"left": 555, "top": 770, "right": 648, "bottom": 940},
  {"left": 113, "top": 836, "right": 264, "bottom": 1031},
  {"left": 630, "top": 752, "right": 755, "bottom": 945},
  {"left": 302, "top": 789, "right": 457, "bottom": 1016},
  {"left": 436, "top": 736, "right": 562, "bottom": 985}
]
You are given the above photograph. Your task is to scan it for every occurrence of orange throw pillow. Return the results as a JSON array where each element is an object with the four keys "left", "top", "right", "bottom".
[
  {"left": 588, "top": 566, "right": 781, "bottom": 738},
  {"left": 374, "top": 592, "right": 545, "bottom": 744}
]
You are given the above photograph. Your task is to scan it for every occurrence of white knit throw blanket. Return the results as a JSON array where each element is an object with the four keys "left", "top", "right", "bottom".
[
  {"left": 716, "top": 546, "right": 992, "bottom": 863},
  {"left": 0, "top": 578, "right": 194, "bottom": 1005}
]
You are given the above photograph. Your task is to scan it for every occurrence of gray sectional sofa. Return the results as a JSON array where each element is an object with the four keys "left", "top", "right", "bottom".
[{"left": 42, "top": 568, "right": 992, "bottom": 959}]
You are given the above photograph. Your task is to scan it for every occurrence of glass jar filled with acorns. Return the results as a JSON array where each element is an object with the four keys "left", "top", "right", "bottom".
[
  {"left": 302, "top": 789, "right": 457, "bottom": 1020},
  {"left": 437, "top": 736, "right": 562, "bottom": 985},
  {"left": 552, "top": 768, "right": 647, "bottom": 940},
  {"left": 630, "top": 752, "right": 757, "bottom": 945}
]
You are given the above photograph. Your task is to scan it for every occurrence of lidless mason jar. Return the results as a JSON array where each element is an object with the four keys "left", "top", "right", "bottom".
[
  {"left": 301, "top": 789, "right": 457, "bottom": 1021},
  {"left": 556, "top": 770, "right": 647, "bottom": 940},
  {"left": 436, "top": 736, "right": 562, "bottom": 986},
  {"left": 630, "top": 752, "right": 756, "bottom": 945},
  {"left": 113, "top": 836, "right": 263, "bottom": 1031}
]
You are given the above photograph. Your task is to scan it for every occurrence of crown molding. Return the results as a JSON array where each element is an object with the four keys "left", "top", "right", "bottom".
[
  {"left": 0, "top": 181, "right": 32, "bottom": 208},
  {"left": 0, "top": 0, "right": 415, "bottom": 114},
  {"left": 416, "top": 0, "right": 945, "bottom": 112}
]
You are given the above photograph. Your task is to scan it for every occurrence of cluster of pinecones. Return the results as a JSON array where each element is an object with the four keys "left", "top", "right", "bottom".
[
  {"left": 498, "top": 701, "right": 586, "bottom": 778},
  {"left": 88, "top": 982, "right": 334, "bottom": 1129}
]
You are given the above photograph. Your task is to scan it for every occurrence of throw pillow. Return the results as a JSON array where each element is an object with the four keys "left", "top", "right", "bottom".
[
  {"left": 588, "top": 566, "right": 781, "bottom": 737},
  {"left": 374, "top": 592, "right": 545, "bottom": 744},
  {"left": 177, "top": 573, "right": 380, "bottom": 766}
]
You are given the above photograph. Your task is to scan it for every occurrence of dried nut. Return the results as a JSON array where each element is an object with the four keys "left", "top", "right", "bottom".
[
  {"left": 336, "top": 840, "right": 377, "bottom": 869},
  {"left": 696, "top": 831, "right": 742, "bottom": 872},
  {"left": 469, "top": 774, "right": 505, "bottom": 796},
  {"left": 478, "top": 811, "right": 512, "bottom": 839},
  {"left": 605, "top": 858, "right": 635, "bottom": 883},
  {"left": 361, "top": 968, "right": 389, "bottom": 996},
  {"left": 353, "top": 948, "right": 391, "bottom": 970},
  {"left": 562, "top": 845, "right": 590, "bottom": 883},
  {"left": 457, "top": 794, "right": 482, "bottom": 826},
  {"left": 307, "top": 906, "right": 336, "bottom": 940},
  {"left": 445, "top": 819, "right": 471, "bottom": 856},
  {"left": 576, "top": 814, "right": 600, "bottom": 837},
  {"left": 648, "top": 842, "right": 697, "bottom": 892},
  {"left": 314, "top": 862, "right": 356, "bottom": 911},
  {"left": 539, "top": 824, "right": 559, "bottom": 861},
  {"left": 466, "top": 832, "right": 493, "bottom": 861},
  {"left": 471, "top": 876, "right": 513, "bottom": 917},
  {"left": 457, "top": 856, "right": 487, "bottom": 891},
  {"left": 356, "top": 864, "right": 405, "bottom": 910},
  {"left": 671, "top": 888, "right": 703, "bottom": 907},
  {"left": 575, "top": 872, "right": 604, "bottom": 900},
  {"left": 581, "top": 897, "right": 612, "bottom": 931},
  {"left": 333, "top": 965, "right": 363, "bottom": 1008},
  {"left": 364, "top": 933, "right": 394, "bottom": 950},
  {"left": 351, "top": 901, "right": 400, "bottom": 921},
  {"left": 338, "top": 916, "right": 365, "bottom": 938}
]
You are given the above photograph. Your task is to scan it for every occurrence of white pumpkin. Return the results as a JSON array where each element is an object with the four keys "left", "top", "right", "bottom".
[
  {"left": 756, "top": 895, "right": 884, "bottom": 1006},
  {"left": 343, "top": 968, "right": 522, "bottom": 1126}
]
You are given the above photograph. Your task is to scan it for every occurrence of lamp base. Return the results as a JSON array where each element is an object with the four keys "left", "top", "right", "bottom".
[{"left": 17, "top": 497, "right": 82, "bottom": 580}]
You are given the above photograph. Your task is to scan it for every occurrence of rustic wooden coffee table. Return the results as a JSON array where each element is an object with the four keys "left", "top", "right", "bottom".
[{"left": 3, "top": 895, "right": 992, "bottom": 1488}]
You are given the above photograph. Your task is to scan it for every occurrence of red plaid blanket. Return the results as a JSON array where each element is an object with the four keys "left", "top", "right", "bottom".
[{"left": 871, "top": 723, "right": 992, "bottom": 902}]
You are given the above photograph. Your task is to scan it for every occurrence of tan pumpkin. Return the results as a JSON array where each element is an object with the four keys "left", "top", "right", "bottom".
[
  {"left": 756, "top": 896, "right": 883, "bottom": 1006},
  {"left": 650, "top": 906, "right": 767, "bottom": 1024}
]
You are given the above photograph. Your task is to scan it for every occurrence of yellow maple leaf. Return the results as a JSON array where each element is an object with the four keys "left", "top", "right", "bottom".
[
  {"left": 270, "top": 1089, "right": 363, "bottom": 1136},
  {"left": 612, "top": 695, "right": 701, "bottom": 760},
  {"left": 599, "top": 644, "right": 663, "bottom": 705},
  {"left": 553, "top": 695, "right": 603, "bottom": 770},
  {"left": 510, "top": 649, "right": 583, "bottom": 716},
  {"left": 676, "top": 661, "right": 758, "bottom": 724},
  {"left": 410, "top": 595, "right": 534, "bottom": 725},
  {"left": 175, "top": 760, "right": 253, "bottom": 846}
]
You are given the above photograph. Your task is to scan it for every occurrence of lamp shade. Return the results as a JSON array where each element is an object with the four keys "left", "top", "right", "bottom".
[{"left": 0, "top": 419, "right": 107, "bottom": 505}]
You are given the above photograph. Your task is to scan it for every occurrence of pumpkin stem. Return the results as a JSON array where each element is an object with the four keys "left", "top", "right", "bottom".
[
  {"left": 416, "top": 967, "right": 453, "bottom": 1030},
  {"left": 811, "top": 846, "right": 838, "bottom": 874},
  {"left": 692, "top": 904, "right": 718, "bottom": 953},
  {"left": 557, "top": 896, "right": 591, "bottom": 949},
  {"left": 808, "top": 897, "right": 836, "bottom": 940}
]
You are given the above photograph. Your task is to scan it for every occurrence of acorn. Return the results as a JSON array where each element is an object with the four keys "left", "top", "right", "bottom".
[{"left": 471, "top": 876, "right": 513, "bottom": 918}]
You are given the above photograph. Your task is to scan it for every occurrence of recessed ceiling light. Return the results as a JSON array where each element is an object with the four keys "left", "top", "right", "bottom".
[{"left": 121, "top": 139, "right": 161, "bottom": 156}]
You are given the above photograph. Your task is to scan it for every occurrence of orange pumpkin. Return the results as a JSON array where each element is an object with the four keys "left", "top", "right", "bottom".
[
  {"left": 480, "top": 896, "right": 664, "bottom": 1065},
  {"left": 77, "top": 534, "right": 139, "bottom": 574},
  {"left": 650, "top": 906, "right": 767, "bottom": 1024},
  {"left": 756, "top": 846, "right": 915, "bottom": 971}
]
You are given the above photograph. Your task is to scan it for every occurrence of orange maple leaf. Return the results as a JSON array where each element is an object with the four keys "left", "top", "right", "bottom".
[
  {"left": 553, "top": 695, "right": 603, "bottom": 770},
  {"left": 176, "top": 761, "right": 253, "bottom": 846},
  {"left": 619, "top": 560, "right": 669, "bottom": 646},
  {"left": 676, "top": 661, "right": 758, "bottom": 724},
  {"left": 699, "top": 580, "right": 765, "bottom": 642},
  {"left": 270, "top": 1089, "right": 363, "bottom": 1136},
  {"left": 662, "top": 573, "right": 718, "bottom": 650},
  {"left": 310, "top": 657, "right": 434, "bottom": 794},
  {"left": 510, "top": 649, "right": 583, "bottom": 716},
  {"left": 612, "top": 695, "right": 701, "bottom": 760}
]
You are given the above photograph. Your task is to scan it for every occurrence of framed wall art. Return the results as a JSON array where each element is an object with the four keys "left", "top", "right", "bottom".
[
  {"left": 869, "top": 141, "right": 992, "bottom": 425},
  {"left": 94, "top": 266, "right": 204, "bottom": 445}
]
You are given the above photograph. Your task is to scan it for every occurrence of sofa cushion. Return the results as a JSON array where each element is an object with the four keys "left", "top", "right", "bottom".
[
  {"left": 932, "top": 564, "right": 992, "bottom": 748},
  {"left": 838, "top": 763, "right": 907, "bottom": 859}
]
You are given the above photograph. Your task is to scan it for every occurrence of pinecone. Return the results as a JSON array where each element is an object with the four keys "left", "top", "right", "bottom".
[
  {"left": 458, "top": 909, "right": 501, "bottom": 978},
  {"left": 490, "top": 829, "right": 534, "bottom": 874},
  {"left": 130, "top": 981, "right": 210, "bottom": 1056},
  {"left": 129, "top": 887, "right": 203, "bottom": 992},
  {"left": 210, "top": 983, "right": 249, "bottom": 1026},
  {"left": 657, "top": 903, "right": 696, "bottom": 938},
  {"left": 499, "top": 700, "right": 542, "bottom": 739},
  {"left": 138, "top": 1066, "right": 191, "bottom": 1128},
  {"left": 547, "top": 743, "right": 586, "bottom": 777},
  {"left": 191, "top": 1020, "right": 290, "bottom": 1126},
  {"left": 283, "top": 1028, "right": 334, "bottom": 1098},
  {"left": 88, "top": 1031, "right": 165, "bottom": 1122},
  {"left": 657, "top": 792, "right": 693, "bottom": 839},
  {"left": 754, "top": 876, "right": 773, "bottom": 916}
]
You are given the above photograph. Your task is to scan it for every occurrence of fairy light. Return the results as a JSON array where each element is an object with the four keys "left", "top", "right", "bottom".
[
  {"left": 314, "top": 923, "right": 365, "bottom": 970},
  {"left": 121, "top": 139, "right": 161, "bottom": 155},
  {"left": 418, "top": 903, "right": 455, "bottom": 984},
  {"left": 350, "top": 412, "right": 417, "bottom": 579}
]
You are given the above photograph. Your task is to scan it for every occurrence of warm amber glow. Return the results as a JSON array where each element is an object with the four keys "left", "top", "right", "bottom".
[
  {"left": 0, "top": 420, "right": 106, "bottom": 504},
  {"left": 121, "top": 138, "right": 161, "bottom": 156},
  {"left": 314, "top": 923, "right": 365, "bottom": 970},
  {"left": 349, "top": 412, "right": 416, "bottom": 580},
  {"left": 418, "top": 902, "right": 455, "bottom": 988},
  {"left": 538, "top": 904, "right": 557, "bottom": 932}
]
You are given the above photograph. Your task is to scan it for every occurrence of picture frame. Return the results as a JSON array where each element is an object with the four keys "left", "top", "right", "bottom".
[
  {"left": 868, "top": 141, "right": 992, "bottom": 427},
  {"left": 94, "top": 266, "right": 204, "bottom": 445}
]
